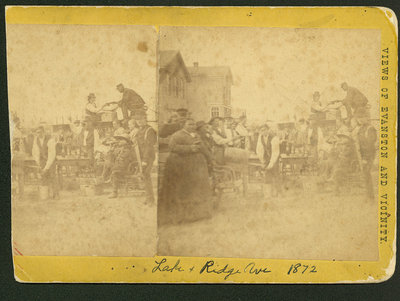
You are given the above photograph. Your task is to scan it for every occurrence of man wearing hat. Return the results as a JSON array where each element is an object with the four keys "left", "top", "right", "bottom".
[
  {"left": 310, "top": 91, "right": 327, "bottom": 120},
  {"left": 109, "top": 133, "right": 135, "bottom": 198},
  {"left": 176, "top": 108, "right": 189, "bottom": 118},
  {"left": 132, "top": 112, "right": 157, "bottom": 204},
  {"left": 116, "top": 83, "right": 146, "bottom": 120},
  {"left": 332, "top": 82, "right": 370, "bottom": 122},
  {"left": 256, "top": 122, "right": 281, "bottom": 199},
  {"left": 85, "top": 93, "right": 102, "bottom": 122},
  {"left": 32, "top": 125, "right": 59, "bottom": 199}
]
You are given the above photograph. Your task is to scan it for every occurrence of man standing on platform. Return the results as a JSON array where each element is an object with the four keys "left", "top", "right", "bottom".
[
  {"left": 333, "top": 82, "right": 370, "bottom": 122},
  {"left": 85, "top": 93, "right": 102, "bottom": 122},
  {"left": 116, "top": 83, "right": 146, "bottom": 120}
]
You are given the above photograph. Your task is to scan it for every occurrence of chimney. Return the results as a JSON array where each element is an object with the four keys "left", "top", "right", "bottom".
[{"left": 193, "top": 62, "right": 199, "bottom": 68}]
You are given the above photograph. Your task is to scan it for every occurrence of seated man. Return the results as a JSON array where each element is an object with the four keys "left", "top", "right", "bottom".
[
  {"left": 109, "top": 133, "right": 135, "bottom": 198},
  {"left": 112, "top": 120, "right": 126, "bottom": 136}
]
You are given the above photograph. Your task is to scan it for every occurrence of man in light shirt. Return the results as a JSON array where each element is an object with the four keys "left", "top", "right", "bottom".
[
  {"left": 256, "top": 123, "right": 281, "bottom": 199},
  {"left": 223, "top": 117, "right": 237, "bottom": 147},
  {"left": 209, "top": 117, "right": 242, "bottom": 165},
  {"left": 85, "top": 93, "right": 102, "bottom": 122},
  {"left": 234, "top": 115, "right": 250, "bottom": 149},
  {"left": 32, "top": 126, "right": 59, "bottom": 199}
]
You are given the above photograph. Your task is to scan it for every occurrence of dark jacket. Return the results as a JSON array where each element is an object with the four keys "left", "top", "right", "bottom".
[{"left": 136, "top": 125, "right": 157, "bottom": 164}]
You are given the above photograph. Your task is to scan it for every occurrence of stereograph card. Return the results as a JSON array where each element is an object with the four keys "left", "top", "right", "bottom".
[{"left": 6, "top": 6, "right": 397, "bottom": 283}]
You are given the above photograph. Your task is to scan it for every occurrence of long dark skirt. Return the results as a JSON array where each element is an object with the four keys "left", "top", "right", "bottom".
[{"left": 158, "top": 152, "right": 212, "bottom": 225}]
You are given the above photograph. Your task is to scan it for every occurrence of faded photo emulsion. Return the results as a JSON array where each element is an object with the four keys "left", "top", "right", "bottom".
[
  {"left": 8, "top": 23, "right": 383, "bottom": 261},
  {"left": 8, "top": 24, "right": 158, "bottom": 256},
  {"left": 157, "top": 26, "right": 381, "bottom": 260}
]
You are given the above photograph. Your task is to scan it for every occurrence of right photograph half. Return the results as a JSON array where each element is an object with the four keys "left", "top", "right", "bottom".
[{"left": 157, "top": 26, "right": 381, "bottom": 260}]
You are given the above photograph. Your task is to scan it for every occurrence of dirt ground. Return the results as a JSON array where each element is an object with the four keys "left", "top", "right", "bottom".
[
  {"left": 12, "top": 184, "right": 157, "bottom": 257},
  {"left": 12, "top": 174, "right": 378, "bottom": 261},
  {"left": 158, "top": 178, "right": 379, "bottom": 261}
]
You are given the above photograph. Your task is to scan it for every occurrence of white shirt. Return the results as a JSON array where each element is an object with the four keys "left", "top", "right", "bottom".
[
  {"left": 86, "top": 102, "right": 98, "bottom": 113},
  {"left": 224, "top": 126, "right": 235, "bottom": 146},
  {"left": 32, "top": 136, "right": 56, "bottom": 170},
  {"left": 235, "top": 123, "right": 249, "bottom": 136},
  {"left": 211, "top": 129, "right": 230, "bottom": 145},
  {"left": 256, "top": 134, "right": 280, "bottom": 168}
]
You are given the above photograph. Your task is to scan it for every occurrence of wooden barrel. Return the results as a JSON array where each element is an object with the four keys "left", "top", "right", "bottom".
[{"left": 101, "top": 111, "right": 118, "bottom": 122}]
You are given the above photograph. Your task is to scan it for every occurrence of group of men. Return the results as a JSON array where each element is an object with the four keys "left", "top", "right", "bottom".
[
  {"left": 159, "top": 81, "right": 377, "bottom": 207},
  {"left": 11, "top": 83, "right": 157, "bottom": 203},
  {"left": 296, "top": 82, "right": 377, "bottom": 199},
  {"left": 158, "top": 107, "right": 287, "bottom": 223},
  {"left": 101, "top": 112, "right": 157, "bottom": 202},
  {"left": 11, "top": 81, "right": 378, "bottom": 205},
  {"left": 85, "top": 83, "right": 146, "bottom": 121}
]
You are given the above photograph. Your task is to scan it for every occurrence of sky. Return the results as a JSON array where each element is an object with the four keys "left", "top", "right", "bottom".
[
  {"left": 7, "top": 25, "right": 382, "bottom": 127},
  {"left": 7, "top": 24, "right": 157, "bottom": 126},
  {"left": 160, "top": 26, "right": 381, "bottom": 124}
]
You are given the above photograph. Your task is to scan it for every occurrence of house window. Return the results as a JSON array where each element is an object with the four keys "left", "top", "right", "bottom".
[
  {"left": 211, "top": 107, "right": 219, "bottom": 117},
  {"left": 181, "top": 78, "right": 185, "bottom": 99},
  {"left": 223, "top": 87, "right": 230, "bottom": 105},
  {"left": 165, "top": 73, "right": 170, "bottom": 95},
  {"left": 168, "top": 75, "right": 174, "bottom": 96},
  {"left": 175, "top": 77, "right": 180, "bottom": 97}
]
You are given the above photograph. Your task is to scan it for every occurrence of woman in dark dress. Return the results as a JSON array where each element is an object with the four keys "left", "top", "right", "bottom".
[{"left": 158, "top": 118, "right": 213, "bottom": 225}]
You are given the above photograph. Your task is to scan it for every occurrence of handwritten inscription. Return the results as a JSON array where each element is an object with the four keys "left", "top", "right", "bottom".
[
  {"left": 199, "top": 260, "right": 272, "bottom": 280},
  {"left": 287, "top": 263, "right": 317, "bottom": 275},
  {"left": 199, "top": 260, "right": 241, "bottom": 280},
  {"left": 244, "top": 262, "right": 272, "bottom": 275},
  {"left": 148, "top": 258, "right": 319, "bottom": 280},
  {"left": 152, "top": 258, "right": 184, "bottom": 273}
]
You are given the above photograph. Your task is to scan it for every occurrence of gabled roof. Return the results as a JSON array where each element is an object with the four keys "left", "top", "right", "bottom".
[
  {"left": 187, "top": 66, "right": 233, "bottom": 83},
  {"left": 159, "top": 50, "right": 191, "bottom": 82}
]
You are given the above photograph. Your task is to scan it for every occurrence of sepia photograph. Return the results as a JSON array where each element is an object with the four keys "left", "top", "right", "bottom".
[
  {"left": 157, "top": 26, "right": 381, "bottom": 260},
  {"left": 5, "top": 6, "right": 397, "bottom": 285},
  {"left": 8, "top": 24, "right": 158, "bottom": 256}
]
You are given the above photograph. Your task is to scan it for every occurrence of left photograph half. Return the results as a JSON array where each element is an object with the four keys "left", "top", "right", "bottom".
[{"left": 7, "top": 24, "right": 158, "bottom": 256}]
